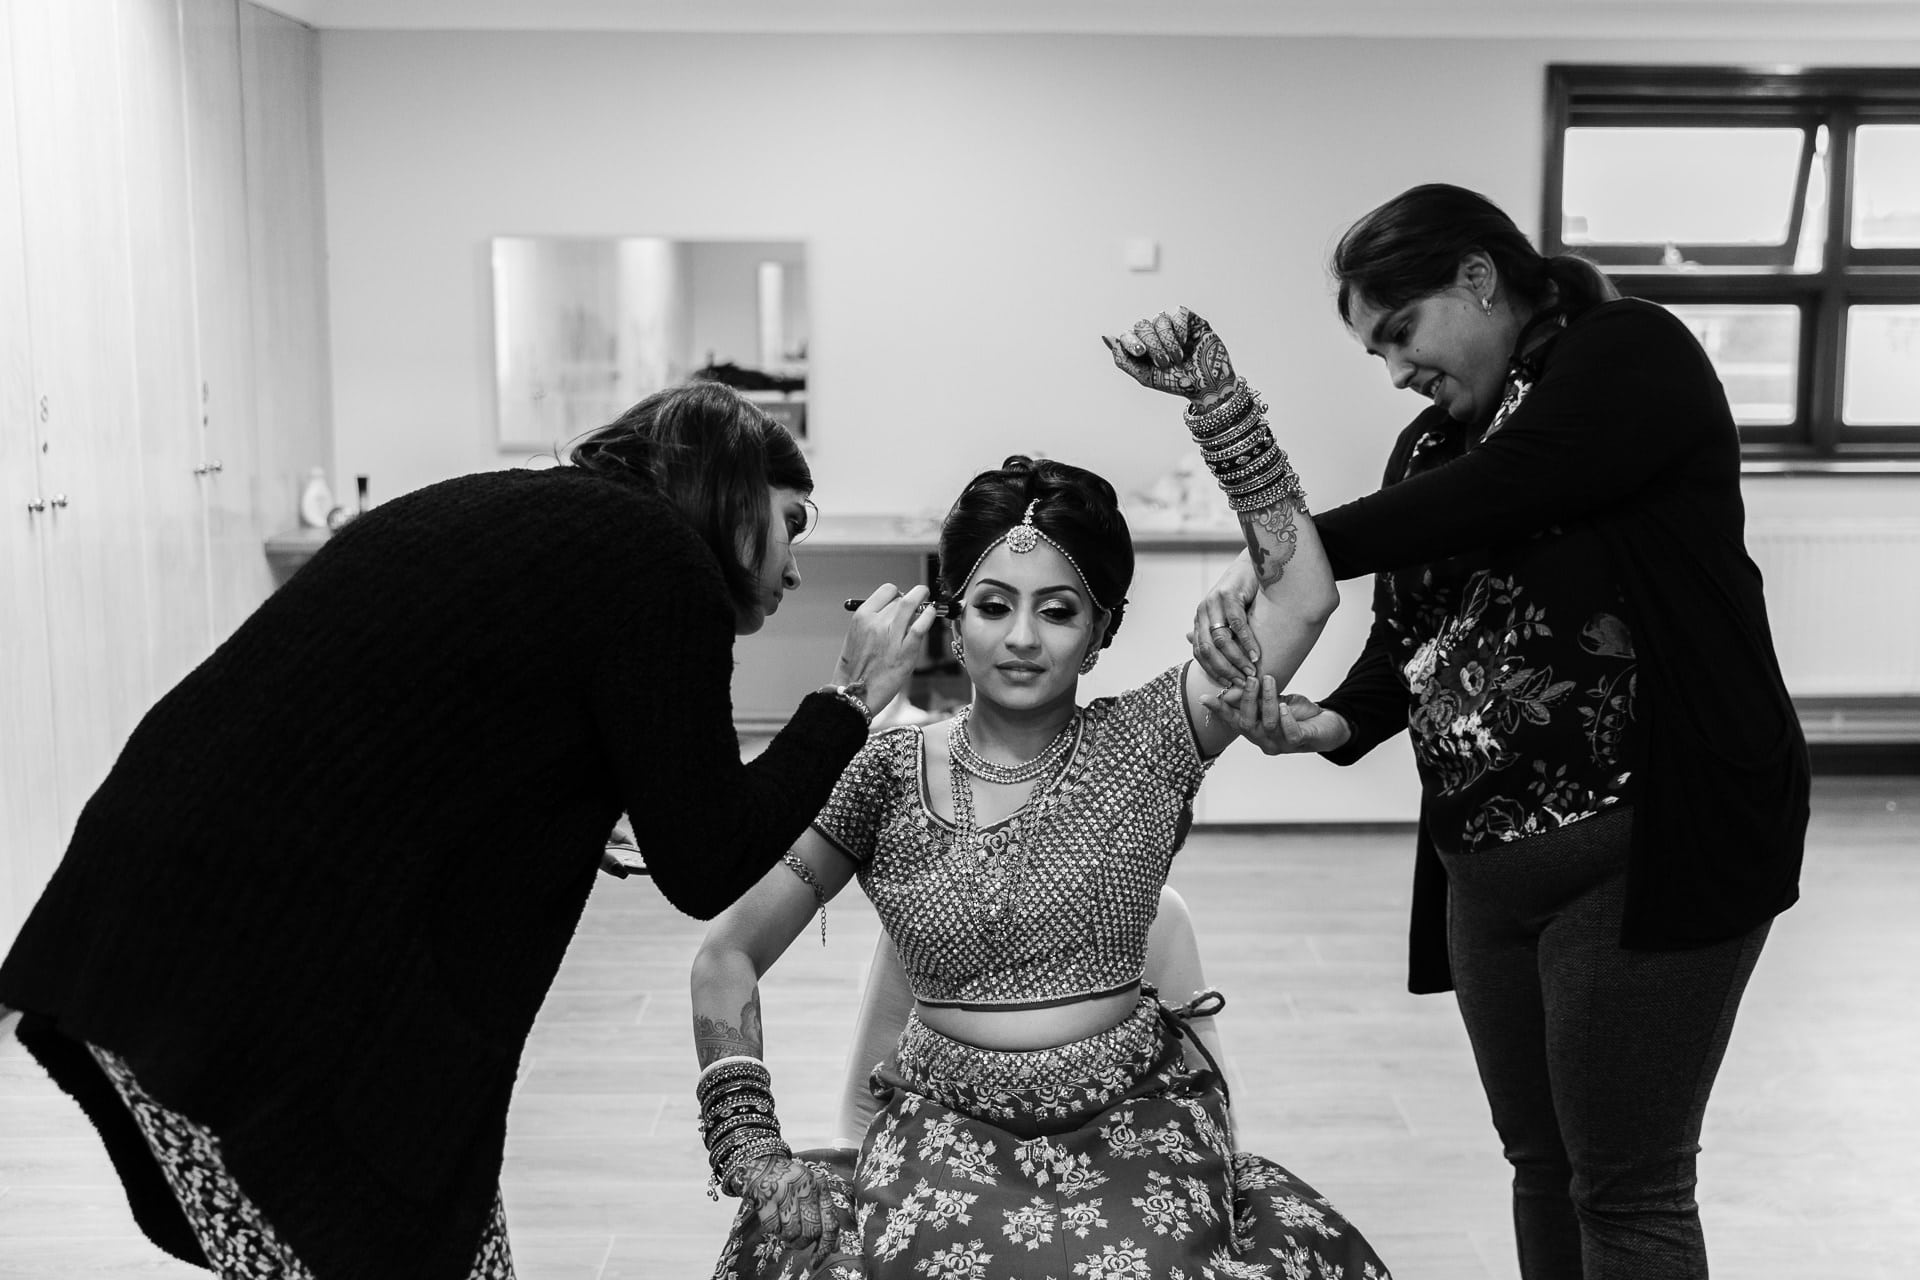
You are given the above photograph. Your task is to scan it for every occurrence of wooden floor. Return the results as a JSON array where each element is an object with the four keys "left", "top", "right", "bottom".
[{"left": 2, "top": 775, "right": 1915, "bottom": 1278}]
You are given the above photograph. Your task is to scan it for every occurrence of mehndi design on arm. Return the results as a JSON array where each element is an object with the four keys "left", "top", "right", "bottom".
[
  {"left": 1243, "top": 501, "right": 1301, "bottom": 588},
  {"left": 694, "top": 990, "right": 764, "bottom": 1066}
]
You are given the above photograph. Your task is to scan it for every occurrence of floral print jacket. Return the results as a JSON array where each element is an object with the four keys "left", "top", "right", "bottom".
[{"left": 1380, "top": 357, "right": 1641, "bottom": 854}]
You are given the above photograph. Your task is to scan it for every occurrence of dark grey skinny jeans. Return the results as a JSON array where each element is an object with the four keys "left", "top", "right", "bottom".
[{"left": 1441, "top": 807, "right": 1769, "bottom": 1280}]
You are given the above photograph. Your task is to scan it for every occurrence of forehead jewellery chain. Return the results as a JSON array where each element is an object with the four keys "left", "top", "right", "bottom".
[{"left": 959, "top": 498, "right": 1106, "bottom": 611}]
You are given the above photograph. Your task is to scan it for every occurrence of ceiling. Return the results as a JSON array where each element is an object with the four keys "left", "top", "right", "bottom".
[{"left": 253, "top": 0, "right": 1920, "bottom": 42}]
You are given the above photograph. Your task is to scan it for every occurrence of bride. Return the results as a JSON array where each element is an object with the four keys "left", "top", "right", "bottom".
[{"left": 688, "top": 311, "right": 1393, "bottom": 1280}]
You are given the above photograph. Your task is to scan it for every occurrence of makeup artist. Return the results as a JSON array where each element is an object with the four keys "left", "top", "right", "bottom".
[{"left": 0, "top": 381, "right": 935, "bottom": 1280}]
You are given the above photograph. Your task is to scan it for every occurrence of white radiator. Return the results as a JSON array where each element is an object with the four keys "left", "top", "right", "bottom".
[{"left": 1746, "top": 520, "right": 1920, "bottom": 698}]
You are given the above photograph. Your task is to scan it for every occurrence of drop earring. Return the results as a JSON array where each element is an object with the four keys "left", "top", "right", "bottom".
[
  {"left": 950, "top": 635, "right": 966, "bottom": 665},
  {"left": 1480, "top": 294, "right": 1495, "bottom": 317},
  {"left": 1079, "top": 648, "right": 1100, "bottom": 675}
]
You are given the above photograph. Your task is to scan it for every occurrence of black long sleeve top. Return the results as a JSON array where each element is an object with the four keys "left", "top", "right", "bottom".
[
  {"left": 0, "top": 467, "right": 869, "bottom": 1278},
  {"left": 1312, "top": 299, "right": 1809, "bottom": 993}
]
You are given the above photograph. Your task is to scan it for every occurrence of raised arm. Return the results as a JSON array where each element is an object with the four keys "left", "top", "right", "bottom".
[
  {"left": 1105, "top": 309, "right": 1338, "bottom": 757},
  {"left": 690, "top": 830, "right": 858, "bottom": 1256}
]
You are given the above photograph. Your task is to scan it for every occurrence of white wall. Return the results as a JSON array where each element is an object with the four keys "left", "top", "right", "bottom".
[
  {"left": 316, "top": 30, "right": 1920, "bottom": 821},
  {"left": 320, "top": 32, "right": 1920, "bottom": 519}
]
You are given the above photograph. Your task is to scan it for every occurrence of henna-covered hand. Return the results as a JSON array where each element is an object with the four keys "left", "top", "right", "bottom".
[
  {"left": 1103, "top": 307, "right": 1237, "bottom": 404},
  {"left": 728, "top": 1153, "right": 854, "bottom": 1256}
]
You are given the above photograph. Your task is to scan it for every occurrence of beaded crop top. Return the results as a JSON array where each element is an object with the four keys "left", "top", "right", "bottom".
[{"left": 812, "top": 665, "right": 1213, "bottom": 1012}]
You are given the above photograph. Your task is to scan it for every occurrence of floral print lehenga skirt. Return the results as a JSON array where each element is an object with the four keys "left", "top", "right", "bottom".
[{"left": 714, "top": 995, "right": 1391, "bottom": 1280}]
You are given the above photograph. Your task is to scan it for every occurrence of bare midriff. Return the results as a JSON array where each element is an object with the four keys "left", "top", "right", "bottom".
[{"left": 913, "top": 984, "right": 1139, "bottom": 1051}]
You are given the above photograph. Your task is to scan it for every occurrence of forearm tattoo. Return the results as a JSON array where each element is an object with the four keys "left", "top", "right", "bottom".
[
  {"left": 694, "top": 990, "right": 764, "bottom": 1066},
  {"left": 1241, "top": 501, "right": 1301, "bottom": 588}
]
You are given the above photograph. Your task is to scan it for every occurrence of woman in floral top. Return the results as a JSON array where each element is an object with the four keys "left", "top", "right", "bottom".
[
  {"left": 1177, "top": 184, "right": 1807, "bottom": 1280},
  {"left": 685, "top": 315, "right": 1394, "bottom": 1279}
]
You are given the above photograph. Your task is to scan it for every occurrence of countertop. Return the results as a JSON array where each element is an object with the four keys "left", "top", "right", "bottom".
[{"left": 264, "top": 512, "right": 1246, "bottom": 573}]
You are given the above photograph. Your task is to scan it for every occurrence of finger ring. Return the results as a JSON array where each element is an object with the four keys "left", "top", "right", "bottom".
[{"left": 1209, "top": 625, "right": 1231, "bottom": 634}]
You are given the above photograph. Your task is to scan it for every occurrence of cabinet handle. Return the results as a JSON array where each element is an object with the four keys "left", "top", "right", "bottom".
[
  {"left": 26, "top": 498, "right": 46, "bottom": 513},
  {"left": 206, "top": 459, "right": 223, "bottom": 474},
  {"left": 49, "top": 494, "right": 68, "bottom": 508}
]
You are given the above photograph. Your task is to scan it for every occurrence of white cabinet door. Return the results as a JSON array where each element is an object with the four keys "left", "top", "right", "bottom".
[
  {"left": 119, "top": 0, "right": 215, "bottom": 694},
  {"left": 0, "top": 0, "right": 62, "bottom": 954},
  {"left": 240, "top": 3, "right": 332, "bottom": 546},
  {"left": 184, "top": 0, "right": 268, "bottom": 645},
  {"left": 11, "top": 0, "right": 157, "bottom": 839}
]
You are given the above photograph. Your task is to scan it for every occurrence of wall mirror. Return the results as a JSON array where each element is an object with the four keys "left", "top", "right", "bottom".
[{"left": 491, "top": 237, "right": 809, "bottom": 451}]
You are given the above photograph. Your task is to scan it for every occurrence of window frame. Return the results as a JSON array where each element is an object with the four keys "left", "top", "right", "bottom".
[{"left": 1545, "top": 65, "right": 1920, "bottom": 462}]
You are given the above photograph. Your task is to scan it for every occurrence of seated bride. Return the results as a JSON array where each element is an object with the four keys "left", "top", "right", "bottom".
[{"left": 688, "top": 312, "right": 1394, "bottom": 1279}]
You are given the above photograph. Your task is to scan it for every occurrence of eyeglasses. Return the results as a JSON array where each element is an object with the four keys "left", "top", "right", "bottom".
[{"left": 789, "top": 498, "right": 821, "bottom": 544}]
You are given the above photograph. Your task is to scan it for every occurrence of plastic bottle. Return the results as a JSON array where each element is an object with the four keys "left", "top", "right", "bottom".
[{"left": 299, "top": 467, "right": 334, "bottom": 528}]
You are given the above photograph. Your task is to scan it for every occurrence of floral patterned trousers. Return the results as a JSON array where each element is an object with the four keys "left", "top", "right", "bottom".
[
  {"left": 714, "top": 995, "right": 1392, "bottom": 1280},
  {"left": 87, "top": 1044, "right": 516, "bottom": 1280}
]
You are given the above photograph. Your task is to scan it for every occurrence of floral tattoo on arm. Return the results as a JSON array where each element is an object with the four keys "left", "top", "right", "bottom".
[{"left": 694, "top": 990, "right": 764, "bottom": 1067}]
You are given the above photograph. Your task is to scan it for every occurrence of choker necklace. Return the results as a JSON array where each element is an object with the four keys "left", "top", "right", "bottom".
[{"left": 948, "top": 705, "right": 1080, "bottom": 785}]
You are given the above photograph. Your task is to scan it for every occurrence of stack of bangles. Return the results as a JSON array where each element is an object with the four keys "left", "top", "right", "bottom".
[
  {"left": 1184, "top": 377, "right": 1308, "bottom": 513},
  {"left": 696, "top": 1056, "right": 791, "bottom": 1200}
]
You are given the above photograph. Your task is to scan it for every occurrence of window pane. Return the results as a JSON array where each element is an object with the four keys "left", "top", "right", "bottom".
[
  {"left": 1843, "top": 306, "right": 1920, "bottom": 424},
  {"left": 1852, "top": 125, "right": 1920, "bottom": 248},
  {"left": 1562, "top": 128, "right": 1804, "bottom": 246},
  {"left": 1668, "top": 305, "right": 1800, "bottom": 426}
]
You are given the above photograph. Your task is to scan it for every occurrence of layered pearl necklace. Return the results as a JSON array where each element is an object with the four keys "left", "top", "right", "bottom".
[{"left": 946, "top": 707, "right": 1081, "bottom": 924}]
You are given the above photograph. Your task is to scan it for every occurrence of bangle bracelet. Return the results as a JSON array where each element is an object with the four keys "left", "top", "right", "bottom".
[
  {"left": 1226, "top": 470, "right": 1309, "bottom": 513},
  {"left": 1184, "top": 378, "right": 1253, "bottom": 436},
  {"left": 1195, "top": 412, "right": 1269, "bottom": 461},
  {"left": 1212, "top": 439, "right": 1283, "bottom": 490},
  {"left": 698, "top": 1059, "right": 764, "bottom": 1090},
  {"left": 1199, "top": 422, "right": 1270, "bottom": 466}
]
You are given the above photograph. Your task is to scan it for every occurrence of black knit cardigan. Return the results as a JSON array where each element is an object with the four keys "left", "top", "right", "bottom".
[
  {"left": 0, "top": 467, "right": 868, "bottom": 1278},
  {"left": 1314, "top": 299, "right": 1810, "bottom": 994}
]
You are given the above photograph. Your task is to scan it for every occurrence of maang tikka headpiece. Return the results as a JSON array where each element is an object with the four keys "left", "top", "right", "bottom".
[{"left": 960, "top": 498, "right": 1106, "bottom": 611}]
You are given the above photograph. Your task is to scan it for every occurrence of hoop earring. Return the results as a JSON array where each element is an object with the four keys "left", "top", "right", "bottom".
[{"left": 1079, "top": 649, "right": 1100, "bottom": 675}]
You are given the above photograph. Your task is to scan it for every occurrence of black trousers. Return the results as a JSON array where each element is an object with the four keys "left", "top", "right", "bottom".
[{"left": 1441, "top": 808, "right": 1770, "bottom": 1280}]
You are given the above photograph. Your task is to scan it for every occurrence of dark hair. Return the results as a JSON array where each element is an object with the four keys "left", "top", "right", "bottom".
[
  {"left": 565, "top": 381, "right": 811, "bottom": 616},
  {"left": 1332, "top": 183, "right": 1618, "bottom": 326},
  {"left": 938, "top": 456, "right": 1132, "bottom": 651}
]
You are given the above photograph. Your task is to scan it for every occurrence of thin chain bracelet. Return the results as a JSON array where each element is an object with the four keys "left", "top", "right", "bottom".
[{"left": 782, "top": 851, "right": 829, "bottom": 944}]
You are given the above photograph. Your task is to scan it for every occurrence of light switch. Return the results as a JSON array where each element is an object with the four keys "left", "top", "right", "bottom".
[{"left": 1124, "top": 237, "right": 1160, "bottom": 272}]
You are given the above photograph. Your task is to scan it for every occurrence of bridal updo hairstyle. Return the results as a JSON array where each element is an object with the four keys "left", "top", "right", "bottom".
[
  {"left": 938, "top": 456, "right": 1133, "bottom": 654},
  {"left": 565, "top": 381, "right": 811, "bottom": 620},
  {"left": 1332, "top": 183, "right": 1618, "bottom": 326}
]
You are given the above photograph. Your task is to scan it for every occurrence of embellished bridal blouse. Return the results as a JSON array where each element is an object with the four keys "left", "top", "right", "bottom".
[{"left": 812, "top": 664, "right": 1211, "bottom": 1012}]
